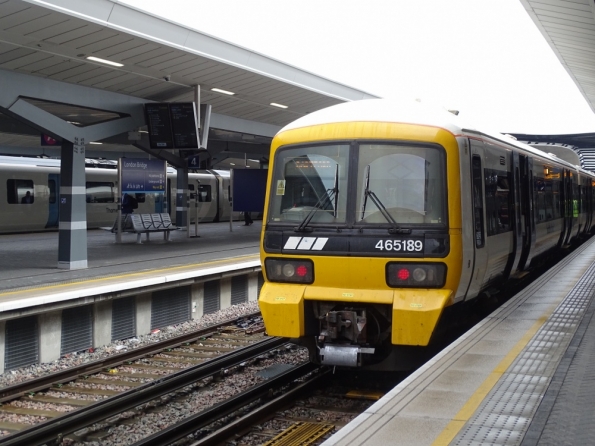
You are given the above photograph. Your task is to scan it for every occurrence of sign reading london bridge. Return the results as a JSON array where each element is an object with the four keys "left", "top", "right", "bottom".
[{"left": 122, "top": 159, "right": 166, "bottom": 194}]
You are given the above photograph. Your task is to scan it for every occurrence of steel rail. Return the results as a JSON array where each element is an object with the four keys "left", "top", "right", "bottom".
[
  {"left": 132, "top": 362, "right": 325, "bottom": 446},
  {"left": 0, "top": 336, "right": 288, "bottom": 446},
  {"left": 0, "top": 311, "right": 261, "bottom": 402}
]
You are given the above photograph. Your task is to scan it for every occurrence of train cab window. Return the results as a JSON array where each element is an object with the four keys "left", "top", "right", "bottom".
[
  {"left": 268, "top": 144, "right": 350, "bottom": 224},
  {"left": 356, "top": 144, "right": 446, "bottom": 225},
  {"left": 86, "top": 181, "right": 114, "bottom": 203},
  {"left": 7, "top": 179, "right": 34, "bottom": 204}
]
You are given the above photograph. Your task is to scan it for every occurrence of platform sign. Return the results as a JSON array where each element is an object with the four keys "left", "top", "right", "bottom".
[
  {"left": 121, "top": 159, "right": 166, "bottom": 194},
  {"left": 170, "top": 103, "right": 199, "bottom": 149},
  {"left": 145, "top": 103, "right": 174, "bottom": 149}
]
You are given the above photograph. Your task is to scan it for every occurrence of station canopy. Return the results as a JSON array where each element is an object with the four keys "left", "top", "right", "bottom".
[{"left": 0, "top": 0, "right": 378, "bottom": 166}]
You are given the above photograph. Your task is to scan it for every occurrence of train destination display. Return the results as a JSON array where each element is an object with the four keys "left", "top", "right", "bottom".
[{"left": 145, "top": 103, "right": 198, "bottom": 149}]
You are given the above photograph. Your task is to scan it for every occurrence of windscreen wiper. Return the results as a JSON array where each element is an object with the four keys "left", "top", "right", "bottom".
[
  {"left": 295, "top": 164, "right": 339, "bottom": 232},
  {"left": 360, "top": 165, "right": 411, "bottom": 234}
]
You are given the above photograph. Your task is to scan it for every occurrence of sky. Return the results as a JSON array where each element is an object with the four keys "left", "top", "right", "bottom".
[{"left": 119, "top": 0, "right": 595, "bottom": 135}]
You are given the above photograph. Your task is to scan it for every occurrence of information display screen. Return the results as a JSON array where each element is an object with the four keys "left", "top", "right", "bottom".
[
  {"left": 145, "top": 102, "right": 199, "bottom": 149},
  {"left": 145, "top": 103, "right": 174, "bottom": 149},
  {"left": 170, "top": 103, "right": 199, "bottom": 149}
]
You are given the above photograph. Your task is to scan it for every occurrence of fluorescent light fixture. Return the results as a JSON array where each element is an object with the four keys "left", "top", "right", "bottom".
[
  {"left": 229, "top": 162, "right": 236, "bottom": 166},
  {"left": 89, "top": 142, "right": 102, "bottom": 145},
  {"left": 270, "top": 102, "right": 288, "bottom": 109},
  {"left": 86, "top": 56, "right": 123, "bottom": 67},
  {"left": 211, "top": 88, "right": 235, "bottom": 95}
]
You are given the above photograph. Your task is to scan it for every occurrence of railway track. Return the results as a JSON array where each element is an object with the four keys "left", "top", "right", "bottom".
[{"left": 0, "top": 313, "right": 283, "bottom": 443}]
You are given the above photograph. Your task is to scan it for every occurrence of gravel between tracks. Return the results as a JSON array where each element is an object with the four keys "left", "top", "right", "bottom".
[{"left": 0, "top": 301, "right": 260, "bottom": 389}]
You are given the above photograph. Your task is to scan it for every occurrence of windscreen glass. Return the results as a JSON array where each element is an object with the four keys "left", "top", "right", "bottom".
[
  {"left": 356, "top": 144, "right": 446, "bottom": 225},
  {"left": 268, "top": 144, "right": 350, "bottom": 224}
]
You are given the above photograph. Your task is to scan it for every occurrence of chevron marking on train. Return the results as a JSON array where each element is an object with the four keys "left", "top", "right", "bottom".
[{"left": 284, "top": 237, "right": 329, "bottom": 250}]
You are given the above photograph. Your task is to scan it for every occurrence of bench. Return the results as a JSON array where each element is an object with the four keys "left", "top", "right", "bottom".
[
  {"left": 129, "top": 213, "right": 177, "bottom": 243},
  {"left": 106, "top": 213, "right": 177, "bottom": 243}
]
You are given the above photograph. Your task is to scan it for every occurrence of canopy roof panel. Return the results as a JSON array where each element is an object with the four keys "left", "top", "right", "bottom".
[{"left": 0, "top": 0, "right": 378, "bottom": 131}]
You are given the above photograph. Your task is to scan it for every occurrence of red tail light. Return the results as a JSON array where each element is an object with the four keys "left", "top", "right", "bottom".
[
  {"left": 387, "top": 263, "right": 446, "bottom": 288},
  {"left": 265, "top": 258, "right": 314, "bottom": 284}
]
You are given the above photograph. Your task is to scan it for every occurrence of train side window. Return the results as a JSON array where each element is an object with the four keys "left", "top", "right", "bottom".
[
  {"left": 7, "top": 179, "right": 34, "bottom": 204},
  {"left": 472, "top": 157, "right": 485, "bottom": 248},
  {"left": 134, "top": 193, "right": 146, "bottom": 203},
  {"left": 188, "top": 184, "right": 195, "bottom": 200},
  {"left": 197, "top": 185, "right": 211, "bottom": 202},
  {"left": 484, "top": 168, "right": 511, "bottom": 235},
  {"left": 86, "top": 181, "right": 114, "bottom": 203}
]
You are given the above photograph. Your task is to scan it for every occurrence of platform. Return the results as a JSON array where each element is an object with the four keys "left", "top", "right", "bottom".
[
  {"left": 323, "top": 236, "right": 595, "bottom": 445},
  {"left": 0, "top": 220, "right": 261, "bottom": 294},
  {"left": 0, "top": 221, "right": 262, "bottom": 374}
]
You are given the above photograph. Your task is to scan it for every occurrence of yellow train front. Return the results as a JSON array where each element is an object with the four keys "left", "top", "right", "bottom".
[
  {"left": 258, "top": 99, "right": 466, "bottom": 370},
  {"left": 259, "top": 99, "right": 595, "bottom": 370}
]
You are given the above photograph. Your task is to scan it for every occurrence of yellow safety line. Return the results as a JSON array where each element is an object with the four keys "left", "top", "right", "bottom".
[
  {"left": 0, "top": 254, "right": 260, "bottom": 298},
  {"left": 431, "top": 313, "right": 550, "bottom": 446}
]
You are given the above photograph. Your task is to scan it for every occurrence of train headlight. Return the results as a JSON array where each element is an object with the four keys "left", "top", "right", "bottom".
[
  {"left": 265, "top": 258, "right": 314, "bottom": 284},
  {"left": 386, "top": 263, "right": 446, "bottom": 288}
]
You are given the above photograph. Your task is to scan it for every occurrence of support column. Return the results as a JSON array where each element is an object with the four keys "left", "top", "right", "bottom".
[
  {"left": 39, "top": 311, "right": 62, "bottom": 363},
  {"left": 176, "top": 166, "right": 189, "bottom": 230},
  {"left": 248, "top": 273, "right": 259, "bottom": 302},
  {"left": 136, "top": 293, "right": 152, "bottom": 335},
  {"left": 220, "top": 277, "right": 232, "bottom": 310},
  {"left": 93, "top": 301, "right": 112, "bottom": 347},
  {"left": 191, "top": 283, "right": 204, "bottom": 320},
  {"left": 58, "top": 138, "right": 88, "bottom": 269}
]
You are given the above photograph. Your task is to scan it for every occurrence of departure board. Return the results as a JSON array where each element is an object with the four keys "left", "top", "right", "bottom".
[
  {"left": 170, "top": 103, "right": 199, "bottom": 149},
  {"left": 145, "top": 102, "right": 198, "bottom": 149},
  {"left": 145, "top": 103, "right": 174, "bottom": 149}
]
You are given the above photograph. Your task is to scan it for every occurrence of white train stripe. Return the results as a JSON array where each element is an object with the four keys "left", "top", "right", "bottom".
[
  {"left": 298, "top": 237, "right": 317, "bottom": 250},
  {"left": 283, "top": 236, "right": 329, "bottom": 250},
  {"left": 312, "top": 238, "right": 329, "bottom": 250},
  {"left": 284, "top": 237, "right": 302, "bottom": 249}
]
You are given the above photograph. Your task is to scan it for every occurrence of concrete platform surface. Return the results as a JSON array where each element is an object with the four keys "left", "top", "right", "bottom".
[
  {"left": 0, "top": 221, "right": 261, "bottom": 293},
  {"left": 322, "top": 237, "right": 595, "bottom": 446}
]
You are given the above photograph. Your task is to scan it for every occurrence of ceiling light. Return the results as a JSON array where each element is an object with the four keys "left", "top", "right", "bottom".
[
  {"left": 270, "top": 102, "right": 288, "bottom": 109},
  {"left": 211, "top": 88, "right": 235, "bottom": 95},
  {"left": 229, "top": 162, "right": 235, "bottom": 165},
  {"left": 89, "top": 142, "right": 103, "bottom": 145},
  {"left": 86, "top": 56, "right": 124, "bottom": 67}
]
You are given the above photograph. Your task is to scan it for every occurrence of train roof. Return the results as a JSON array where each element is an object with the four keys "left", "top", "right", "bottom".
[{"left": 277, "top": 99, "right": 585, "bottom": 172}]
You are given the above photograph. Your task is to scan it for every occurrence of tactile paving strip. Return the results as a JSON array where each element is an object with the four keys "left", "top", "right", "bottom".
[{"left": 452, "top": 258, "right": 595, "bottom": 445}]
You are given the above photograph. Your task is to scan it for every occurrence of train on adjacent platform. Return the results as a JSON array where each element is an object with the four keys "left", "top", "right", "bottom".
[
  {"left": 258, "top": 99, "right": 595, "bottom": 370},
  {"left": 0, "top": 156, "right": 237, "bottom": 233}
]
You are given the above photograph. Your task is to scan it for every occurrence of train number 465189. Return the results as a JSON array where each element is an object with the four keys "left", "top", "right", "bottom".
[{"left": 375, "top": 239, "right": 423, "bottom": 252}]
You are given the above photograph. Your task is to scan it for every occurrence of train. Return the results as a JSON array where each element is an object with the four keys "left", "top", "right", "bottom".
[
  {"left": 258, "top": 98, "right": 595, "bottom": 370},
  {"left": 0, "top": 156, "right": 238, "bottom": 233}
]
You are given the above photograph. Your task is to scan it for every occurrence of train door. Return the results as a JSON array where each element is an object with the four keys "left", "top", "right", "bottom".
[
  {"left": 502, "top": 152, "right": 523, "bottom": 277},
  {"left": 517, "top": 155, "right": 535, "bottom": 270},
  {"left": 465, "top": 140, "right": 488, "bottom": 299},
  {"left": 45, "top": 173, "right": 60, "bottom": 228},
  {"left": 563, "top": 170, "right": 575, "bottom": 245}
]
